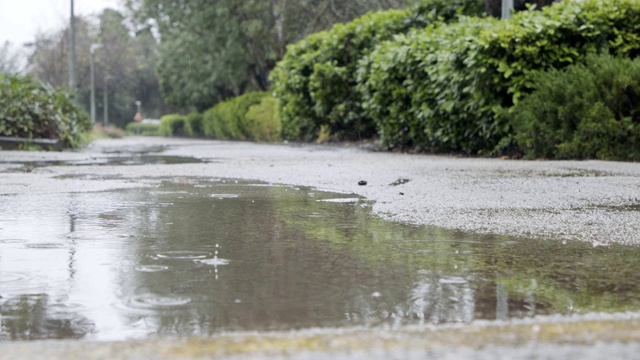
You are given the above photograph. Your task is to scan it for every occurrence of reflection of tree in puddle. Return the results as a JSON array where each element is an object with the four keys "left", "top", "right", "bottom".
[
  {"left": 0, "top": 294, "right": 94, "bottom": 340},
  {"left": 3, "top": 180, "right": 640, "bottom": 340}
]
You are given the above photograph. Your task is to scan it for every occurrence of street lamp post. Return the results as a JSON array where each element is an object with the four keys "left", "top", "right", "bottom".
[
  {"left": 134, "top": 100, "right": 143, "bottom": 122},
  {"left": 90, "top": 43, "right": 103, "bottom": 124},
  {"left": 69, "top": 0, "right": 77, "bottom": 99},
  {"left": 502, "top": 0, "right": 514, "bottom": 19}
]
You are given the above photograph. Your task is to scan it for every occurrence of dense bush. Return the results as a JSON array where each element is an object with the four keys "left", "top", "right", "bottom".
[
  {"left": 270, "top": 0, "right": 485, "bottom": 142},
  {"left": 0, "top": 73, "right": 90, "bottom": 149},
  {"left": 184, "top": 112, "right": 204, "bottom": 137},
  {"left": 509, "top": 54, "right": 640, "bottom": 160},
  {"left": 126, "top": 122, "right": 160, "bottom": 136},
  {"left": 358, "top": 0, "right": 640, "bottom": 154},
  {"left": 244, "top": 95, "right": 281, "bottom": 142},
  {"left": 202, "top": 91, "right": 268, "bottom": 140},
  {"left": 159, "top": 114, "right": 187, "bottom": 137}
]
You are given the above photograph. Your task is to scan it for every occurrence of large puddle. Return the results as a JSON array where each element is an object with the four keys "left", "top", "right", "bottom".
[{"left": 1, "top": 179, "right": 640, "bottom": 341}]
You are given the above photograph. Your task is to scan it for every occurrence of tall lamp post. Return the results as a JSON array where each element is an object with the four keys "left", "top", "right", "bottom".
[
  {"left": 69, "top": 0, "right": 77, "bottom": 99},
  {"left": 502, "top": 0, "right": 514, "bottom": 19},
  {"left": 90, "top": 43, "right": 103, "bottom": 124}
]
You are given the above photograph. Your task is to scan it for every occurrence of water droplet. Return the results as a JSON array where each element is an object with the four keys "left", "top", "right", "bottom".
[{"left": 532, "top": 324, "right": 541, "bottom": 333}]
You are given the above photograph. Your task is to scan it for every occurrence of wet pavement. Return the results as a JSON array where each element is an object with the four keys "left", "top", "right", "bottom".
[{"left": 1, "top": 137, "right": 640, "bottom": 358}]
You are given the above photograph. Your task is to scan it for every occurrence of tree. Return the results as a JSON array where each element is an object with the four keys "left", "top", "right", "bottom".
[
  {"left": 26, "top": 10, "right": 170, "bottom": 127},
  {"left": 126, "top": 0, "right": 413, "bottom": 110},
  {"left": 0, "top": 41, "right": 22, "bottom": 74}
]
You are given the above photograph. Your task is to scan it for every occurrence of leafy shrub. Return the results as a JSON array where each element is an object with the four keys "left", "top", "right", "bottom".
[
  {"left": 0, "top": 73, "right": 90, "bottom": 149},
  {"left": 270, "top": 0, "right": 485, "bottom": 142},
  {"left": 509, "top": 54, "right": 640, "bottom": 160},
  {"left": 202, "top": 91, "right": 268, "bottom": 140},
  {"left": 184, "top": 112, "right": 204, "bottom": 137},
  {"left": 358, "top": 0, "right": 640, "bottom": 154},
  {"left": 244, "top": 95, "right": 280, "bottom": 142},
  {"left": 126, "top": 122, "right": 160, "bottom": 136},
  {"left": 359, "top": 17, "right": 495, "bottom": 153},
  {"left": 159, "top": 114, "right": 187, "bottom": 137}
]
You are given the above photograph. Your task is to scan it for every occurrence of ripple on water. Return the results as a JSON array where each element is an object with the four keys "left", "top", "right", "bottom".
[
  {"left": 134, "top": 265, "right": 170, "bottom": 272},
  {"left": 154, "top": 251, "right": 211, "bottom": 260},
  {"left": 25, "top": 243, "right": 66, "bottom": 249},
  {"left": 306, "top": 213, "right": 325, "bottom": 218},
  {"left": 317, "top": 198, "right": 360, "bottom": 203},
  {"left": 0, "top": 272, "right": 29, "bottom": 284},
  {"left": 0, "top": 239, "right": 26, "bottom": 244},
  {"left": 0, "top": 272, "right": 48, "bottom": 294},
  {"left": 195, "top": 258, "right": 231, "bottom": 266},
  {"left": 438, "top": 277, "right": 469, "bottom": 285},
  {"left": 210, "top": 194, "right": 239, "bottom": 199},
  {"left": 125, "top": 294, "right": 191, "bottom": 309}
]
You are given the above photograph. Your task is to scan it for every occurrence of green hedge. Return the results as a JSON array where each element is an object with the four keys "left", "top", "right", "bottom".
[
  {"left": 244, "top": 95, "right": 281, "bottom": 142},
  {"left": 0, "top": 73, "right": 90, "bottom": 149},
  {"left": 159, "top": 114, "right": 187, "bottom": 137},
  {"left": 126, "top": 122, "right": 160, "bottom": 136},
  {"left": 270, "top": 0, "right": 485, "bottom": 142},
  {"left": 358, "top": 0, "right": 640, "bottom": 154},
  {"left": 202, "top": 91, "right": 269, "bottom": 140},
  {"left": 509, "top": 53, "right": 640, "bottom": 160},
  {"left": 184, "top": 112, "right": 204, "bottom": 137}
]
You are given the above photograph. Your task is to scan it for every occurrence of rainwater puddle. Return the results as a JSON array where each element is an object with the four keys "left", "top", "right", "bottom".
[
  {"left": 0, "top": 155, "right": 210, "bottom": 172},
  {"left": 1, "top": 180, "right": 640, "bottom": 341}
]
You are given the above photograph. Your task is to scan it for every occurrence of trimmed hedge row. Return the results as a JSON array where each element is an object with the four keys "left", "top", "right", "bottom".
[
  {"left": 0, "top": 73, "right": 90, "bottom": 149},
  {"left": 126, "top": 122, "right": 160, "bottom": 136},
  {"left": 159, "top": 114, "right": 187, "bottom": 137},
  {"left": 509, "top": 53, "right": 640, "bottom": 160},
  {"left": 203, "top": 91, "right": 268, "bottom": 140},
  {"left": 358, "top": 0, "right": 640, "bottom": 154},
  {"left": 270, "top": 0, "right": 485, "bottom": 142},
  {"left": 159, "top": 92, "right": 280, "bottom": 142}
]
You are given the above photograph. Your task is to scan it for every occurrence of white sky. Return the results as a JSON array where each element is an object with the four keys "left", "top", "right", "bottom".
[{"left": 0, "top": 0, "right": 122, "bottom": 47}]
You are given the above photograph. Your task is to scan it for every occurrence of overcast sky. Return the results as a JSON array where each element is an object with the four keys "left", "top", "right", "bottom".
[{"left": 0, "top": 0, "right": 122, "bottom": 47}]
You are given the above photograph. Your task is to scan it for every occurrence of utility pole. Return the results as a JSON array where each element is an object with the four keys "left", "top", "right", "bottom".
[
  {"left": 104, "top": 75, "right": 113, "bottom": 126},
  {"left": 90, "top": 44, "right": 103, "bottom": 124},
  {"left": 103, "top": 77, "right": 109, "bottom": 126},
  {"left": 502, "top": 0, "right": 514, "bottom": 19},
  {"left": 69, "top": 0, "right": 78, "bottom": 98}
]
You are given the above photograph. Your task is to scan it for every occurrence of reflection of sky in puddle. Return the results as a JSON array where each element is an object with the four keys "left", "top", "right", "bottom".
[{"left": 1, "top": 180, "right": 640, "bottom": 341}]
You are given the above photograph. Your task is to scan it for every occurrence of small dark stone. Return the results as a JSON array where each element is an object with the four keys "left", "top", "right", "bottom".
[
  {"left": 399, "top": 192, "right": 404, "bottom": 195},
  {"left": 358, "top": 180, "right": 367, "bottom": 186}
]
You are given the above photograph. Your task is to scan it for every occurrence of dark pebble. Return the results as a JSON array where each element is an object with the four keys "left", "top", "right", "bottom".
[{"left": 358, "top": 180, "right": 367, "bottom": 186}]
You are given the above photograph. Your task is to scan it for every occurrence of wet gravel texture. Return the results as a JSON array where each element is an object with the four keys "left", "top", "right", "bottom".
[
  {"left": 2, "top": 137, "right": 638, "bottom": 245},
  {"left": 1, "top": 136, "right": 640, "bottom": 359}
]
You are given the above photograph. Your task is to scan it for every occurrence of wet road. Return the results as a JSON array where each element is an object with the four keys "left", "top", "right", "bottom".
[
  {"left": 1, "top": 136, "right": 640, "bottom": 359},
  {"left": 2, "top": 136, "right": 639, "bottom": 245}
]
